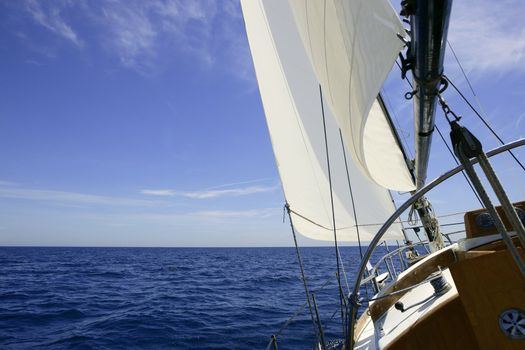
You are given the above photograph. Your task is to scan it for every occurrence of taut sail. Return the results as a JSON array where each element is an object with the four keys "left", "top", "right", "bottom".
[
  {"left": 288, "top": 0, "right": 415, "bottom": 192},
  {"left": 241, "top": 0, "right": 404, "bottom": 241}
]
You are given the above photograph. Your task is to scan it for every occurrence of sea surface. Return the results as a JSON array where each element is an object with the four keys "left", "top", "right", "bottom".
[{"left": 0, "top": 246, "right": 391, "bottom": 349}]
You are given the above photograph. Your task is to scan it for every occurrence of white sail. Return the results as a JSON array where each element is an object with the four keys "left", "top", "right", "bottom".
[
  {"left": 288, "top": 0, "right": 415, "bottom": 191},
  {"left": 241, "top": 0, "right": 404, "bottom": 241}
]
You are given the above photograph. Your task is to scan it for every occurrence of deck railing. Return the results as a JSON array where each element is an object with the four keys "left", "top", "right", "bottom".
[
  {"left": 262, "top": 139, "right": 525, "bottom": 350},
  {"left": 347, "top": 138, "right": 525, "bottom": 346}
]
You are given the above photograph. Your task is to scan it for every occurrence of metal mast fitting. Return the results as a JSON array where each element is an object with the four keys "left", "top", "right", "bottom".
[
  {"left": 411, "top": 196, "right": 445, "bottom": 251},
  {"left": 401, "top": 0, "right": 453, "bottom": 189},
  {"left": 398, "top": 0, "right": 452, "bottom": 250}
]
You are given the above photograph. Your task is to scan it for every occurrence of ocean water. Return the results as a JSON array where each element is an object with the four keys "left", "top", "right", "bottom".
[{"left": 0, "top": 246, "right": 388, "bottom": 349}]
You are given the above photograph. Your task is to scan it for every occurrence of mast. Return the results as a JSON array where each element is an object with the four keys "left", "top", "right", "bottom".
[
  {"left": 399, "top": 0, "right": 452, "bottom": 250},
  {"left": 401, "top": 0, "right": 453, "bottom": 189}
]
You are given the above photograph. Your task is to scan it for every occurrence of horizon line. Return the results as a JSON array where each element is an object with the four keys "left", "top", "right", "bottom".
[{"left": 0, "top": 244, "right": 370, "bottom": 249}]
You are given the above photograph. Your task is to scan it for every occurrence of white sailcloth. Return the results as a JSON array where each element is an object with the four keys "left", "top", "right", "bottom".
[
  {"left": 241, "top": 0, "right": 404, "bottom": 241},
  {"left": 288, "top": 0, "right": 415, "bottom": 191}
]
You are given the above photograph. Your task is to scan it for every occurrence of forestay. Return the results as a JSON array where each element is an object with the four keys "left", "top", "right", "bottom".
[
  {"left": 288, "top": 0, "right": 415, "bottom": 191},
  {"left": 241, "top": 0, "right": 404, "bottom": 241}
]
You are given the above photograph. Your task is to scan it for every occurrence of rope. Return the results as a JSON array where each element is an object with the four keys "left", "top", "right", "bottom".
[
  {"left": 435, "top": 125, "right": 484, "bottom": 207},
  {"left": 366, "top": 271, "right": 443, "bottom": 301},
  {"left": 443, "top": 76, "right": 525, "bottom": 173},
  {"left": 407, "top": 205, "right": 418, "bottom": 226},
  {"left": 339, "top": 129, "right": 364, "bottom": 261},
  {"left": 276, "top": 276, "right": 335, "bottom": 338},
  {"left": 323, "top": 305, "right": 344, "bottom": 331},
  {"left": 339, "top": 128, "right": 368, "bottom": 298},
  {"left": 288, "top": 207, "right": 466, "bottom": 230},
  {"left": 408, "top": 197, "right": 446, "bottom": 249},
  {"left": 265, "top": 274, "right": 338, "bottom": 349},
  {"left": 265, "top": 336, "right": 277, "bottom": 350},
  {"left": 447, "top": 41, "right": 525, "bottom": 174},
  {"left": 319, "top": 85, "right": 347, "bottom": 340},
  {"left": 287, "top": 207, "right": 333, "bottom": 231},
  {"left": 426, "top": 202, "right": 446, "bottom": 250},
  {"left": 285, "top": 203, "right": 320, "bottom": 345},
  {"left": 337, "top": 247, "right": 350, "bottom": 294}
]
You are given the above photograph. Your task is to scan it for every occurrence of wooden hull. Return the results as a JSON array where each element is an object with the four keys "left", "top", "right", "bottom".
[{"left": 355, "top": 235, "right": 525, "bottom": 349}]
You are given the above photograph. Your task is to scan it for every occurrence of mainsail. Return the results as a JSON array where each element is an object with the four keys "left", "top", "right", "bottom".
[{"left": 241, "top": 0, "right": 404, "bottom": 241}]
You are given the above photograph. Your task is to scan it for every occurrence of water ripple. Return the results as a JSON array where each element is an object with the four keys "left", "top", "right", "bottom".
[{"left": 0, "top": 246, "right": 375, "bottom": 349}]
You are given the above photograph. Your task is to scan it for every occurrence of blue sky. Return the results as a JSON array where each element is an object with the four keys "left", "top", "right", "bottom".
[{"left": 0, "top": 0, "right": 524, "bottom": 247}]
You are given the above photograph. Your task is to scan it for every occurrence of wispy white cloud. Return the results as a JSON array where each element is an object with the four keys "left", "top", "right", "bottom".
[
  {"left": 12, "top": 0, "right": 253, "bottom": 80},
  {"left": 99, "top": 3, "right": 158, "bottom": 73},
  {"left": 203, "top": 177, "right": 274, "bottom": 190},
  {"left": 448, "top": 0, "right": 525, "bottom": 75},
  {"left": 123, "top": 208, "right": 280, "bottom": 226},
  {"left": 141, "top": 184, "right": 279, "bottom": 199},
  {"left": 184, "top": 185, "right": 278, "bottom": 199},
  {"left": 24, "top": 0, "right": 83, "bottom": 47},
  {"left": 0, "top": 187, "right": 156, "bottom": 207},
  {"left": 193, "top": 208, "right": 278, "bottom": 218},
  {"left": 140, "top": 189, "right": 178, "bottom": 197},
  {"left": 94, "top": 0, "right": 250, "bottom": 77},
  {"left": 94, "top": 0, "right": 217, "bottom": 73},
  {"left": 58, "top": 208, "right": 280, "bottom": 228},
  {"left": 515, "top": 113, "right": 525, "bottom": 130}
]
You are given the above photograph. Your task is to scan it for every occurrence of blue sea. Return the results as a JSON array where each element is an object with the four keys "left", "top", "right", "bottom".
[{"left": 0, "top": 246, "right": 387, "bottom": 349}]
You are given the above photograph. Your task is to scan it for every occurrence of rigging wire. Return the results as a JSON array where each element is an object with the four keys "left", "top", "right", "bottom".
[
  {"left": 435, "top": 125, "right": 484, "bottom": 207},
  {"left": 394, "top": 59, "right": 486, "bottom": 205},
  {"left": 339, "top": 129, "right": 364, "bottom": 260},
  {"left": 339, "top": 128, "right": 369, "bottom": 299},
  {"left": 337, "top": 248, "right": 350, "bottom": 295},
  {"left": 446, "top": 40, "right": 525, "bottom": 173},
  {"left": 265, "top": 275, "right": 336, "bottom": 350},
  {"left": 284, "top": 203, "right": 321, "bottom": 345},
  {"left": 319, "top": 85, "right": 347, "bottom": 340},
  {"left": 444, "top": 75, "right": 525, "bottom": 173},
  {"left": 447, "top": 41, "right": 477, "bottom": 102}
]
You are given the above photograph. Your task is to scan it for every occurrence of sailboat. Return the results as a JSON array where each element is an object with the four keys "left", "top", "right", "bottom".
[{"left": 241, "top": 0, "right": 525, "bottom": 349}]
